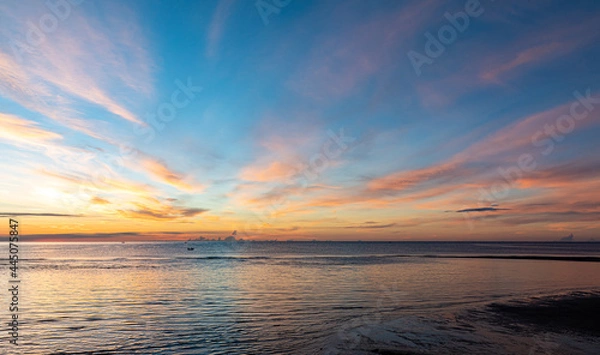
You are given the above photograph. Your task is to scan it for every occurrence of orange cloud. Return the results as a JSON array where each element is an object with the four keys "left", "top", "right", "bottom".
[
  {"left": 0, "top": 113, "right": 62, "bottom": 147},
  {"left": 118, "top": 204, "right": 208, "bottom": 221},
  {"left": 90, "top": 197, "right": 110, "bottom": 205},
  {"left": 239, "top": 161, "right": 297, "bottom": 182},
  {"left": 367, "top": 162, "right": 460, "bottom": 192},
  {"left": 39, "top": 169, "right": 156, "bottom": 197},
  {"left": 126, "top": 156, "right": 203, "bottom": 193}
]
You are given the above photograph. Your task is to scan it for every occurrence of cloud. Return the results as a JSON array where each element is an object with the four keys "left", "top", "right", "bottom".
[
  {"left": 239, "top": 161, "right": 297, "bottom": 183},
  {"left": 23, "top": 230, "right": 233, "bottom": 242},
  {"left": 275, "top": 226, "right": 300, "bottom": 232},
  {"left": 90, "top": 197, "right": 110, "bottom": 205},
  {"left": 288, "top": 0, "right": 437, "bottom": 101},
  {"left": 455, "top": 207, "right": 509, "bottom": 213},
  {"left": 0, "top": 212, "right": 81, "bottom": 217},
  {"left": 0, "top": 114, "right": 111, "bottom": 185},
  {"left": 414, "top": 7, "right": 600, "bottom": 109},
  {"left": 118, "top": 198, "right": 209, "bottom": 221},
  {"left": 494, "top": 211, "right": 600, "bottom": 226},
  {"left": 480, "top": 14, "right": 600, "bottom": 83},
  {"left": 516, "top": 160, "right": 600, "bottom": 189},
  {"left": 344, "top": 223, "right": 397, "bottom": 229},
  {"left": 139, "top": 157, "right": 205, "bottom": 192},
  {"left": 0, "top": 1, "right": 155, "bottom": 137},
  {"left": 22, "top": 232, "right": 144, "bottom": 242},
  {"left": 36, "top": 150, "right": 209, "bottom": 222},
  {"left": 367, "top": 161, "right": 461, "bottom": 192},
  {"left": 39, "top": 169, "right": 157, "bottom": 197},
  {"left": 0, "top": 112, "right": 62, "bottom": 148},
  {"left": 481, "top": 42, "right": 565, "bottom": 82},
  {"left": 365, "top": 93, "right": 600, "bottom": 203},
  {"left": 181, "top": 208, "right": 210, "bottom": 217},
  {"left": 206, "top": 0, "right": 236, "bottom": 58}
]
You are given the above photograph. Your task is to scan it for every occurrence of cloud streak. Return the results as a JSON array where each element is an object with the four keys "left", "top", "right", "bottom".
[
  {"left": 344, "top": 223, "right": 397, "bottom": 229},
  {"left": 455, "top": 207, "right": 509, "bottom": 213},
  {"left": 0, "top": 212, "right": 82, "bottom": 217},
  {"left": 0, "top": 1, "right": 154, "bottom": 135},
  {"left": 0, "top": 112, "right": 62, "bottom": 147}
]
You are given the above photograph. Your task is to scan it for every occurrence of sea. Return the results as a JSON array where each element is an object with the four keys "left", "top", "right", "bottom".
[{"left": 3, "top": 241, "right": 600, "bottom": 354}]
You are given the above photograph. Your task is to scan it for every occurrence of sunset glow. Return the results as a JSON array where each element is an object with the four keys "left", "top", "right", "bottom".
[{"left": 1, "top": 0, "right": 599, "bottom": 241}]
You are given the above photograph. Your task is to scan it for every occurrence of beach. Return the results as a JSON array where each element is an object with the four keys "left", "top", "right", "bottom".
[
  {"left": 3, "top": 0, "right": 600, "bottom": 353},
  {"left": 2, "top": 241, "right": 599, "bottom": 354},
  {"left": 325, "top": 291, "right": 600, "bottom": 354}
]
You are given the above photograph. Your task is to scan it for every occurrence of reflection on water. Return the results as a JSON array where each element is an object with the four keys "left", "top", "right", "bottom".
[{"left": 4, "top": 242, "right": 600, "bottom": 354}]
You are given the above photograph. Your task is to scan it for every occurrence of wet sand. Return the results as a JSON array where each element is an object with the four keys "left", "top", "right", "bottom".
[
  {"left": 486, "top": 291, "right": 600, "bottom": 335},
  {"left": 325, "top": 290, "right": 600, "bottom": 354}
]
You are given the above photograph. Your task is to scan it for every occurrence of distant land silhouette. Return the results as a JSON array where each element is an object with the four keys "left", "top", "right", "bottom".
[
  {"left": 187, "top": 230, "right": 247, "bottom": 242},
  {"left": 559, "top": 233, "right": 575, "bottom": 242}
]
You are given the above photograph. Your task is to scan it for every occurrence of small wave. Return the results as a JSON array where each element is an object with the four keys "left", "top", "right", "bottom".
[
  {"left": 176, "top": 255, "right": 272, "bottom": 260},
  {"left": 84, "top": 317, "right": 103, "bottom": 322}
]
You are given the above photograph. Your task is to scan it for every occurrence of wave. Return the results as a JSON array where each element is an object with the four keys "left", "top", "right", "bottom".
[{"left": 6, "top": 254, "right": 600, "bottom": 271}]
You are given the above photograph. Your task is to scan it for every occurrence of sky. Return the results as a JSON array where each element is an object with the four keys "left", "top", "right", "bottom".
[{"left": 1, "top": 0, "right": 599, "bottom": 242}]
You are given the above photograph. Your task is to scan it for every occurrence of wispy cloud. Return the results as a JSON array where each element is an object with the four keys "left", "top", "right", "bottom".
[
  {"left": 366, "top": 94, "right": 600, "bottom": 201},
  {"left": 480, "top": 14, "right": 600, "bottom": 83},
  {"left": 0, "top": 112, "right": 62, "bottom": 147},
  {"left": 239, "top": 161, "right": 297, "bottom": 183},
  {"left": 0, "top": 1, "right": 154, "bottom": 135},
  {"left": 39, "top": 169, "right": 157, "bottom": 197},
  {"left": 90, "top": 197, "right": 110, "bottom": 205},
  {"left": 139, "top": 156, "right": 205, "bottom": 192},
  {"left": 481, "top": 42, "right": 564, "bottom": 82},
  {"left": 414, "top": 7, "right": 600, "bottom": 110},
  {"left": 118, "top": 203, "right": 209, "bottom": 221},
  {"left": 206, "top": 0, "right": 236, "bottom": 58},
  {"left": 344, "top": 223, "right": 397, "bottom": 229},
  {"left": 0, "top": 212, "right": 82, "bottom": 217},
  {"left": 288, "top": 0, "right": 437, "bottom": 101}
]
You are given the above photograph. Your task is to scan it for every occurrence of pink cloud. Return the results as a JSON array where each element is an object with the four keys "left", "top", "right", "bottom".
[
  {"left": 365, "top": 93, "right": 600, "bottom": 204},
  {"left": 479, "top": 14, "right": 599, "bottom": 83},
  {"left": 415, "top": 11, "right": 600, "bottom": 110},
  {"left": 481, "top": 42, "right": 565, "bottom": 82},
  {"left": 0, "top": 1, "right": 155, "bottom": 129},
  {"left": 239, "top": 161, "right": 298, "bottom": 183}
]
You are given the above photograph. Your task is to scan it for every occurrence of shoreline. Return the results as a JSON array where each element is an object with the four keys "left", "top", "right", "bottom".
[{"left": 325, "top": 290, "right": 600, "bottom": 354}]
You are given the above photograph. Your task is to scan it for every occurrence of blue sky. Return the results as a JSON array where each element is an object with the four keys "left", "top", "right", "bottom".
[{"left": 1, "top": 0, "right": 599, "bottom": 241}]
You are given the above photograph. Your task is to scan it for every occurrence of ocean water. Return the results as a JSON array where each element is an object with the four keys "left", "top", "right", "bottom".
[{"left": 3, "top": 241, "right": 600, "bottom": 354}]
